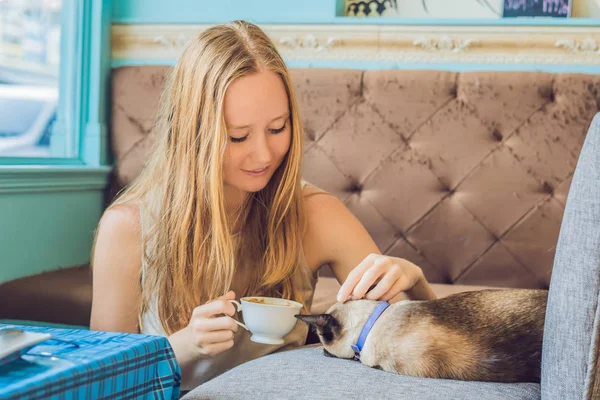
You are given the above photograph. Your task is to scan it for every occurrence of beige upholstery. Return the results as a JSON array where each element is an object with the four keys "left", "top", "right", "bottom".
[
  {"left": 111, "top": 67, "right": 598, "bottom": 292},
  {"left": 3, "top": 67, "right": 596, "bottom": 328}
]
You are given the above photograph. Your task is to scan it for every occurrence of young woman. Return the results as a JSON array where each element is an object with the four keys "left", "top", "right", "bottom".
[{"left": 90, "top": 20, "right": 436, "bottom": 389}]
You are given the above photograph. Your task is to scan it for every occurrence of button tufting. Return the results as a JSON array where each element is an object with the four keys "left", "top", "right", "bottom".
[
  {"left": 441, "top": 184, "right": 454, "bottom": 194},
  {"left": 111, "top": 67, "right": 595, "bottom": 292},
  {"left": 492, "top": 128, "right": 503, "bottom": 142},
  {"left": 541, "top": 181, "right": 554, "bottom": 194},
  {"left": 539, "top": 85, "right": 554, "bottom": 102},
  {"left": 348, "top": 181, "right": 363, "bottom": 194}
]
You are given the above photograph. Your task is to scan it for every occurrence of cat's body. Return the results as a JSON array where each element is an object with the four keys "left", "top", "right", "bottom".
[{"left": 296, "top": 288, "right": 548, "bottom": 383}]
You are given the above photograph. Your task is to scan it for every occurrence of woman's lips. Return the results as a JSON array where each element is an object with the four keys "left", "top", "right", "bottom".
[{"left": 242, "top": 166, "right": 269, "bottom": 177}]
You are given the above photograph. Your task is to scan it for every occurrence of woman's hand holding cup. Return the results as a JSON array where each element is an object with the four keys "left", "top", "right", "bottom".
[
  {"left": 188, "top": 290, "right": 242, "bottom": 357},
  {"left": 169, "top": 290, "right": 241, "bottom": 364}
]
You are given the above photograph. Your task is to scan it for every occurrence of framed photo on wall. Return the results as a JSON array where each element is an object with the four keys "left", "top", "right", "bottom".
[{"left": 503, "top": 0, "right": 571, "bottom": 18}]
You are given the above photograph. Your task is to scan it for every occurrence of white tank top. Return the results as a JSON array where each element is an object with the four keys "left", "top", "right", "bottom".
[{"left": 138, "top": 182, "right": 317, "bottom": 390}]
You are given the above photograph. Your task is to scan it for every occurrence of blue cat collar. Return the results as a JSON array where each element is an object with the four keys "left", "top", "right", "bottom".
[{"left": 350, "top": 301, "right": 390, "bottom": 360}]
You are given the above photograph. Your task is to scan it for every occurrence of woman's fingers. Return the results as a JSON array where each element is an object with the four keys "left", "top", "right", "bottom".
[
  {"left": 193, "top": 316, "right": 239, "bottom": 333},
  {"left": 364, "top": 269, "right": 399, "bottom": 300},
  {"left": 337, "top": 255, "right": 427, "bottom": 303},
  {"left": 193, "top": 297, "right": 236, "bottom": 318},
  {"left": 378, "top": 277, "right": 409, "bottom": 302},
  {"left": 200, "top": 340, "right": 235, "bottom": 357},
  {"left": 194, "top": 329, "right": 236, "bottom": 346},
  {"left": 351, "top": 260, "right": 388, "bottom": 300},
  {"left": 337, "top": 253, "right": 379, "bottom": 302}
]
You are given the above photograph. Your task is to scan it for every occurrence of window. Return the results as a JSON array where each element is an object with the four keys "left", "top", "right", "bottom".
[{"left": 0, "top": 0, "right": 62, "bottom": 158}]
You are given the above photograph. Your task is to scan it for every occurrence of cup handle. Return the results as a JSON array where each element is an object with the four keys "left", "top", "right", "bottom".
[{"left": 228, "top": 300, "right": 249, "bottom": 331}]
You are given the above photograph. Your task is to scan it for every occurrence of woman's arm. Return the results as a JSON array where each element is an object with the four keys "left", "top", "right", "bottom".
[
  {"left": 303, "top": 188, "right": 437, "bottom": 302},
  {"left": 90, "top": 204, "right": 143, "bottom": 333},
  {"left": 90, "top": 204, "right": 239, "bottom": 386}
]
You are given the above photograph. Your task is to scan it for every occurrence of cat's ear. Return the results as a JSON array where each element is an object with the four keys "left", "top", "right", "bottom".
[{"left": 295, "top": 314, "right": 337, "bottom": 329}]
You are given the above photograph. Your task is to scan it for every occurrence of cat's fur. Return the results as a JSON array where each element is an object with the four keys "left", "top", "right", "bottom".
[{"left": 296, "top": 289, "right": 547, "bottom": 383}]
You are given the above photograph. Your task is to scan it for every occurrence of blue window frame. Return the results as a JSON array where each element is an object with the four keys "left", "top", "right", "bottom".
[{"left": 0, "top": 0, "right": 111, "bottom": 167}]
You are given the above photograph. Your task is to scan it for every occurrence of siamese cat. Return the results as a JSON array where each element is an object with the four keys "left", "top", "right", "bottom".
[{"left": 296, "top": 289, "right": 547, "bottom": 383}]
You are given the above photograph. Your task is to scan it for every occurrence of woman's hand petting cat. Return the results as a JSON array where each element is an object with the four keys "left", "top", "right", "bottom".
[{"left": 336, "top": 254, "right": 436, "bottom": 303}]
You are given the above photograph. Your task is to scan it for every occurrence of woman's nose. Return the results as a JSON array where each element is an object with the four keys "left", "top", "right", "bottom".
[{"left": 252, "top": 134, "right": 272, "bottom": 164}]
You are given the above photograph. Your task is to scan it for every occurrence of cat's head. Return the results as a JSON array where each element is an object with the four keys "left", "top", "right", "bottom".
[{"left": 295, "top": 300, "right": 381, "bottom": 359}]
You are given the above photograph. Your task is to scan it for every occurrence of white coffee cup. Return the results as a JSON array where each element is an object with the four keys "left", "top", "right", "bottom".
[{"left": 228, "top": 297, "right": 303, "bottom": 345}]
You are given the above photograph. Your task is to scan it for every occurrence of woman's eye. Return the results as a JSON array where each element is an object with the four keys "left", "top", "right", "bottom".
[
  {"left": 270, "top": 122, "right": 287, "bottom": 134},
  {"left": 229, "top": 136, "right": 247, "bottom": 143}
]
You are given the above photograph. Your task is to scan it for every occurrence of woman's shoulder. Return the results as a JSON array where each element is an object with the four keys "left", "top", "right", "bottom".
[
  {"left": 99, "top": 202, "right": 141, "bottom": 236},
  {"left": 301, "top": 181, "right": 344, "bottom": 213},
  {"left": 301, "top": 180, "right": 328, "bottom": 197},
  {"left": 95, "top": 202, "right": 143, "bottom": 267}
]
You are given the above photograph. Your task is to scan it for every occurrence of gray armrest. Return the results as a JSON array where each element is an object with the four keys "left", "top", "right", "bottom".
[{"left": 541, "top": 113, "right": 600, "bottom": 399}]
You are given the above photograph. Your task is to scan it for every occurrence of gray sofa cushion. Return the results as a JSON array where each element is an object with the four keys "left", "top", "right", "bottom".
[
  {"left": 182, "top": 347, "right": 540, "bottom": 400},
  {"left": 541, "top": 113, "right": 600, "bottom": 398}
]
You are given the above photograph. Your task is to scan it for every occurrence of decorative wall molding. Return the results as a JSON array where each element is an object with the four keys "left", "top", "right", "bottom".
[
  {"left": 279, "top": 34, "right": 340, "bottom": 51},
  {"left": 153, "top": 33, "right": 190, "bottom": 52},
  {"left": 555, "top": 38, "right": 600, "bottom": 54},
  {"left": 413, "top": 37, "right": 478, "bottom": 53},
  {"left": 112, "top": 24, "right": 600, "bottom": 65}
]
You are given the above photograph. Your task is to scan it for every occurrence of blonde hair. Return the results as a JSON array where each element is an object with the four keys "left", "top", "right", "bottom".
[{"left": 95, "top": 21, "right": 307, "bottom": 335}]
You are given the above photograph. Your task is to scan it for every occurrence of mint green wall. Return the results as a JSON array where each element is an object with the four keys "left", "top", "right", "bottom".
[
  {"left": 113, "top": 0, "right": 340, "bottom": 23},
  {"left": 0, "top": 166, "right": 110, "bottom": 283},
  {"left": 0, "top": 192, "right": 103, "bottom": 282}
]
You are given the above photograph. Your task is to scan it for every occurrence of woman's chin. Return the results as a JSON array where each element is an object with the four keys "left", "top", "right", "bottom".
[
  {"left": 237, "top": 178, "right": 270, "bottom": 193},
  {"left": 245, "top": 182, "right": 269, "bottom": 193}
]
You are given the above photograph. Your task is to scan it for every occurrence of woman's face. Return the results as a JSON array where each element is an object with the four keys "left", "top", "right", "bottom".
[{"left": 222, "top": 69, "right": 292, "bottom": 197}]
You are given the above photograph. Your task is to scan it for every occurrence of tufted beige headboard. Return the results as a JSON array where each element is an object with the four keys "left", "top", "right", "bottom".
[{"left": 110, "top": 67, "right": 600, "bottom": 290}]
